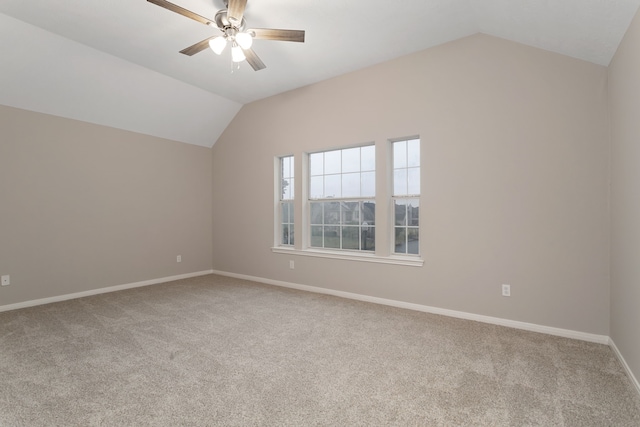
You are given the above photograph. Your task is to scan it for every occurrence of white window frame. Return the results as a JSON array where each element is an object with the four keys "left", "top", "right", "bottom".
[
  {"left": 272, "top": 138, "right": 424, "bottom": 267},
  {"left": 276, "top": 155, "right": 295, "bottom": 247},
  {"left": 391, "top": 137, "right": 421, "bottom": 256},
  {"left": 308, "top": 144, "right": 376, "bottom": 253}
]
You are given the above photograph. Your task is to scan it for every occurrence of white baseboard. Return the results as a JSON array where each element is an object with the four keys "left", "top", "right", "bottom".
[
  {"left": 211, "top": 269, "right": 610, "bottom": 345},
  {"left": 609, "top": 338, "right": 640, "bottom": 397},
  {"left": 0, "top": 270, "right": 214, "bottom": 313}
]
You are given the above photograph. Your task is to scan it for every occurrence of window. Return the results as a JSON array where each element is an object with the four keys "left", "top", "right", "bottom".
[
  {"left": 279, "top": 155, "right": 294, "bottom": 246},
  {"left": 273, "top": 137, "right": 423, "bottom": 267},
  {"left": 392, "top": 138, "right": 420, "bottom": 255},
  {"left": 309, "top": 145, "right": 375, "bottom": 251}
]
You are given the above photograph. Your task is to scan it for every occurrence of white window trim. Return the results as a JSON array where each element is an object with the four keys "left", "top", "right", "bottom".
[
  {"left": 275, "top": 155, "right": 295, "bottom": 248},
  {"left": 390, "top": 137, "right": 421, "bottom": 256},
  {"left": 273, "top": 136, "right": 424, "bottom": 267},
  {"left": 306, "top": 144, "right": 378, "bottom": 253},
  {"left": 271, "top": 246, "right": 424, "bottom": 267}
]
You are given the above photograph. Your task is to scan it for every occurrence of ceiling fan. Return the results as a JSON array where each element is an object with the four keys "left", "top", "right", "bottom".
[{"left": 147, "top": 0, "right": 305, "bottom": 71}]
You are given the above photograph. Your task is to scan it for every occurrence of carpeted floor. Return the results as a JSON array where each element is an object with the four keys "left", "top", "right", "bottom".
[{"left": 1, "top": 274, "right": 639, "bottom": 426}]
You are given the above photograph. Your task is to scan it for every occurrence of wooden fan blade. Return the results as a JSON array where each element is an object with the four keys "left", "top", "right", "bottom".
[
  {"left": 248, "top": 28, "right": 305, "bottom": 43},
  {"left": 243, "top": 48, "right": 266, "bottom": 71},
  {"left": 147, "top": 0, "right": 213, "bottom": 26},
  {"left": 180, "top": 36, "right": 218, "bottom": 56},
  {"left": 227, "top": 0, "right": 247, "bottom": 25}
]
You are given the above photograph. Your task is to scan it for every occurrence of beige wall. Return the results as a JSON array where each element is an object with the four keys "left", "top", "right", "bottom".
[
  {"left": 212, "top": 34, "right": 610, "bottom": 335},
  {"left": 0, "top": 105, "right": 213, "bottom": 307},
  {"left": 609, "top": 9, "right": 640, "bottom": 385}
]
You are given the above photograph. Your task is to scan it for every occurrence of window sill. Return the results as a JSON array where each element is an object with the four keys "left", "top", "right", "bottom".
[{"left": 271, "top": 247, "right": 424, "bottom": 267}]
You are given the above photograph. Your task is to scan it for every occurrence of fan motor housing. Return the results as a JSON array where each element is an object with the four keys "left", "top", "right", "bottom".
[{"left": 214, "top": 9, "right": 246, "bottom": 31}]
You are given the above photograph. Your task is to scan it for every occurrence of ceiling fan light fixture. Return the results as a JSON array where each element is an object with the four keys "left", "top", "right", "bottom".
[
  {"left": 148, "top": 0, "right": 305, "bottom": 71},
  {"left": 231, "top": 42, "right": 246, "bottom": 62},
  {"left": 209, "top": 36, "right": 227, "bottom": 55},
  {"left": 235, "top": 32, "right": 253, "bottom": 49}
]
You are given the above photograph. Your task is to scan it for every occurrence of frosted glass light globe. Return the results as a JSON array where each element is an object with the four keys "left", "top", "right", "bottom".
[
  {"left": 231, "top": 44, "right": 246, "bottom": 62},
  {"left": 209, "top": 37, "right": 227, "bottom": 55},
  {"left": 235, "top": 32, "right": 253, "bottom": 49}
]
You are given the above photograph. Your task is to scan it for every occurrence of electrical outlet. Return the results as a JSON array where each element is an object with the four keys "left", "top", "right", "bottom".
[
  {"left": 177, "top": 255, "right": 182, "bottom": 263},
  {"left": 289, "top": 260, "right": 295, "bottom": 270},
  {"left": 1, "top": 275, "right": 10, "bottom": 286},
  {"left": 502, "top": 284, "right": 511, "bottom": 297}
]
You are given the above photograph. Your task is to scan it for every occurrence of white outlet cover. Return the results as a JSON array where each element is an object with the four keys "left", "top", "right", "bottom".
[{"left": 1, "top": 275, "right": 10, "bottom": 286}]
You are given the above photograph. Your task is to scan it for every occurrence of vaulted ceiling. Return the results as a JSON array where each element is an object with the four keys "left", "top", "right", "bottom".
[{"left": 1, "top": 0, "right": 639, "bottom": 147}]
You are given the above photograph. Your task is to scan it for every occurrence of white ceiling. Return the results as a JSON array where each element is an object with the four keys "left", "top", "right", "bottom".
[{"left": 1, "top": 0, "right": 639, "bottom": 147}]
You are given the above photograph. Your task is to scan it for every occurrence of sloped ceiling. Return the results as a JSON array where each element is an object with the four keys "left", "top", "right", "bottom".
[{"left": 1, "top": 0, "right": 639, "bottom": 147}]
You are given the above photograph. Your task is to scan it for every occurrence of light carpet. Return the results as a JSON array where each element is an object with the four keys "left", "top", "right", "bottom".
[{"left": 1, "top": 274, "right": 639, "bottom": 426}]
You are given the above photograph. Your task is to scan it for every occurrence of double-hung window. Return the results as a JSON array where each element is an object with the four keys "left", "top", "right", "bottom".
[
  {"left": 274, "top": 137, "right": 422, "bottom": 266},
  {"left": 279, "top": 155, "right": 294, "bottom": 246},
  {"left": 392, "top": 138, "right": 420, "bottom": 255},
  {"left": 309, "top": 145, "right": 376, "bottom": 252}
]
